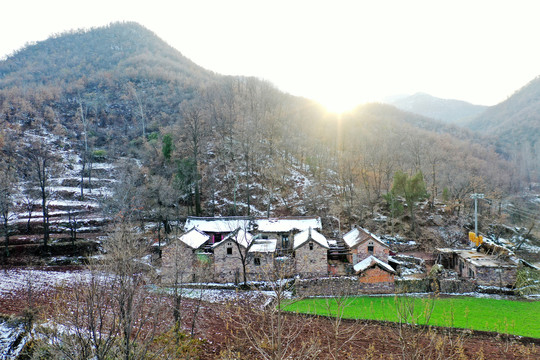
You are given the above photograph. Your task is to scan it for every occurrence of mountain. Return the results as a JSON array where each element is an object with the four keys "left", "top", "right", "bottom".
[
  {"left": 388, "top": 92, "right": 487, "bottom": 125},
  {"left": 0, "top": 22, "right": 525, "bottom": 253},
  {"left": 466, "top": 76, "right": 540, "bottom": 149},
  {"left": 0, "top": 21, "right": 214, "bottom": 88}
]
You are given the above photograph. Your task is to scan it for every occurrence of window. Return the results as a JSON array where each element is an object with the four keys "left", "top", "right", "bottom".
[
  {"left": 309, "top": 242, "right": 314, "bottom": 251},
  {"left": 367, "top": 241, "right": 374, "bottom": 254},
  {"left": 468, "top": 268, "right": 475, "bottom": 278},
  {"left": 226, "top": 243, "right": 233, "bottom": 255},
  {"left": 261, "top": 235, "right": 268, "bottom": 239},
  {"left": 214, "top": 234, "right": 222, "bottom": 244},
  {"left": 282, "top": 234, "right": 289, "bottom": 248},
  {"left": 254, "top": 257, "right": 261, "bottom": 266}
]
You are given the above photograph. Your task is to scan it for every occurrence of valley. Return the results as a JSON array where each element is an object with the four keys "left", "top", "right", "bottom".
[{"left": 0, "top": 21, "right": 539, "bottom": 359}]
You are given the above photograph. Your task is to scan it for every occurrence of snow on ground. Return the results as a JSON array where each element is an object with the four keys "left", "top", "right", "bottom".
[
  {"left": 160, "top": 286, "right": 291, "bottom": 308},
  {"left": 0, "top": 319, "right": 26, "bottom": 359},
  {"left": 0, "top": 268, "right": 90, "bottom": 296}
]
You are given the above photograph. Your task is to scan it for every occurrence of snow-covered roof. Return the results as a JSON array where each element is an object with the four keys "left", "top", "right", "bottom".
[
  {"left": 343, "top": 227, "right": 388, "bottom": 249},
  {"left": 249, "top": 239, "right": 277, "bottom": 253},
  {"left": 293, "top": 227, "right": 329, "bottom": 249},
  {"left": 184, "top": 216, "right": 253, "bottom": 233},
  {"left": 213, "top": 228, "right": 254, "bottom": 249},
  {"left": 255, "top": 217, "right": 321, "bottom": 233},
  {"left": 353, "top": 255, "right": 395, "bottom": 274},
  {"left": 178, "top": 228, "right": 210, "bottom": 249}
]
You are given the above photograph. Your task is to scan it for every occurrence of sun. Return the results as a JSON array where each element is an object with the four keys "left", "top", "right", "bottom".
[
  {"left": 320, "top": 99, "right": 356, "bottom": 114},
  {"left": 318, "top": 95, "right": 361, "bottom": 114},
  {"left": 311, "top": 88, "right": 365, "bottom": 114}
]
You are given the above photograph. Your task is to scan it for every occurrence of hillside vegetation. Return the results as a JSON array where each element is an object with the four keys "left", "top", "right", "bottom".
[{"left": 0, "top": 22, "right": 536, "bottom": 256}]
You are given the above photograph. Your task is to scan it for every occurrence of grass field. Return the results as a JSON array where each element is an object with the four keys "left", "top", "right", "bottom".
[{"left": 283, "top": 296, "right": 540, "bottom": 338}]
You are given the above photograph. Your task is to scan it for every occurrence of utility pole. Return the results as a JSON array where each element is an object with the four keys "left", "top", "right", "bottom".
[{"left": 470, "top": 193, "right": 484, "bottom": 236}]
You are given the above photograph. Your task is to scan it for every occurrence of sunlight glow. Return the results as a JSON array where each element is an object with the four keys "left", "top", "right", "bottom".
[{"left": 318, "top": 97, "right": 359, "bottom": 114}]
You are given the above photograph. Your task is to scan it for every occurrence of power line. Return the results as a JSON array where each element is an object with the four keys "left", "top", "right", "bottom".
[{"left": 479, "top": 197, "right": 539, "bottom": 219}]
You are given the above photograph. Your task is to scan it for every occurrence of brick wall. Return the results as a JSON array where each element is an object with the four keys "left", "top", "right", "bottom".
[
  {"left": 358, "top": 267, "right": 395, "bottom": 284},
  {"left": 351, "top": 242, "right": 389, "bottom": 264}
]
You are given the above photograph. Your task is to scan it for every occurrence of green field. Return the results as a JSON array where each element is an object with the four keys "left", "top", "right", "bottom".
[{"left": 283, "top": 296, "right": 540, "bottom": 338}]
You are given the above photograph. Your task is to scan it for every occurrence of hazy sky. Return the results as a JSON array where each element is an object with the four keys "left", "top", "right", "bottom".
[{"left": 3, "top": 0, "right": 540, "bottom": 112}]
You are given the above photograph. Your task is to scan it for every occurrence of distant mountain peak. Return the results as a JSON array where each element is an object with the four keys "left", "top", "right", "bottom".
[{"left": 386, "top": 92, "right": 487, "bottom": 124}]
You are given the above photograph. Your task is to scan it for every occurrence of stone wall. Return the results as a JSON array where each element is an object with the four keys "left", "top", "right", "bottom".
[
  {"left": 161, "top": 241, "right": 195, "bottom": 285},
  {"left": 475, "top": 266, "right": 517, "bottom": 287},
  {"left": 213, "top": 240, "right": 244, "bottom": 283},
  {"left": 295, "top": 276, "right": 394, "bottom": 297},
  {"left": 438, "top": 279, "right": 477, "bottom": 293},
  {"left": 246, "top": 253, "right": 274, "bottom": 281},
  {"left": 295, "top": 241, "right": 328, "bottom": 278}
]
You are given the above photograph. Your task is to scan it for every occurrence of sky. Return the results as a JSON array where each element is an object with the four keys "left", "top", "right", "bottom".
[{"left": 2, "top": 0, "right": 540, "bottom": 112}]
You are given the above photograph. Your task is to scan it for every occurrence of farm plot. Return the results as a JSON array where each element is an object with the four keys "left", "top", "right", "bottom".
[{"left": 283, "top": 295, "right": 540, "bottom": 338}]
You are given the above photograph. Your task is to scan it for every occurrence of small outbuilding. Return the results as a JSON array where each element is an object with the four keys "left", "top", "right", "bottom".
[
  {"left": 161, "top": 228, "right": 211, "bottom": 284},
  {"left": 353, "top": 255, "right": 396, "bottom": 293},
  {"left": 436, "top": 242, "right": 519, "bottom": 287},
  {"left": 247, "top": 238, "right": 278, "bottom": 281}
]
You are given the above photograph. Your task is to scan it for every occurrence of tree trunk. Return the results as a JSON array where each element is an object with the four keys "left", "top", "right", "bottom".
[
  {"left": 3, "top": 218, "right": 9, "bottom": 258},
  {"left": 42, "top": 195, "right": 49, "bottom": 247}
]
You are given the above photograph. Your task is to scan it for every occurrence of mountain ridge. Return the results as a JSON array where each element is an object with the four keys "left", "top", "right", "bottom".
[
  {"left": 387, "top": 92, "right": 488, "bottom": 125},
  {"left": 0, "top": 22, "right": 530, "bottom": 248}
]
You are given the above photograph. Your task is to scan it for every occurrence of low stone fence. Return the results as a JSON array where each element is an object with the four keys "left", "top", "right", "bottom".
[
  {"left": 295, "top": 276, "right": 482, "bottom": 297},
  {"left": 439, "top": 279, "right": 478, "bottom": 293},
  {"left": 395, "top": 278, "right": 479, "bottom": 294},
  {"left": 294, "top": 277, "right": 395, "bottom": 297}
]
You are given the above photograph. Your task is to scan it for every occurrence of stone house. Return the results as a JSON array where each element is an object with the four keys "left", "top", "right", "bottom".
[
  {"left": 343, "top": 227, "right": 390, "bottom": 264},
  {"left": 246, "top": 238, "right": 278, "bottom": 281},
  {"left": 353, "top": 255, "right": 396, "bottom": 293},
  {"left": 161, "top": 228, "right": 211, "bottom": 284},
  {"left": 212, "top": 229, "right": 254, "bottom": 283},
  {"left": 293, "top": 227, "right": 329, "bottom": 278},
  {"left": 185, "top": 216, "right": 254, "bottom": 245},
  {"left": 162, "top": 217, "right": 397, "bottom": 289},
  {"left": 436, "top": 242, "right": 519, "bottom": 287},
  {"left": 255, "top": 216, "right": 322, "bottom": 254}
]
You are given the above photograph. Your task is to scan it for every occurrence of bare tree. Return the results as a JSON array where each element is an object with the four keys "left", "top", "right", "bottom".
[
  {"left": 180, "top": 99, "right": 208, "bottom": 216},
  {"left": 77, "top": 96, "right": 92, "bottom": 200},
  {"left": 0, "top": 152, "right": 16, "bottom": 259},
  {"left": 126, "top": 82, "right": 148, "bottom": 138},
  {"left": 40, "top": 223, "right": 168, "bottom": 360},
  {"left": 224, "top": 262, "right": 321, "bottom": 360},
  {"left": 23, "top": 139, "right": 59, "bottom": 247}
]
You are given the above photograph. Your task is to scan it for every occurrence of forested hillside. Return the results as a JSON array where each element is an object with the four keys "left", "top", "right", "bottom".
[{"left": 0, "top": 22, "right": 532, "bottom": 243}]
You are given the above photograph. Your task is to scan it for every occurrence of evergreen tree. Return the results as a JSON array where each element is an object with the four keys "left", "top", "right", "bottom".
[{"left": 391, "top": 170, "right": 428, "bottom": 232}]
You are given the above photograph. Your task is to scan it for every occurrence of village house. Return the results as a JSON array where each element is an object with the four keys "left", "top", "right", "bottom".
[
  {"left": 161, "top": 227, "right": 211, "bottom": 283},
  {"left": 293, "top": 227, "right": 329, "bottom": 278},
  {"left": 163, "top": 216, "right": 399, "bottom": 287},
  {"left": 246, "top": 238, "right": 278, "bottom": 281},
  {"left": 353, "top": 255, "right": 396, "bottom": 293},
  {"left": 343, "top": 226, "right": 390, "bottom": 264},
  {"left": 212, "top": 228, "right": 254, "bottom": 283},
  {"left": 184, "top": 216, "right": 254, "bottom": 245},
  {"left": 436, "top": 241, "right": 519, "bottom": 287},
  {"left": 255, "top": 216, "right": 322, "bottom": 254}
]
